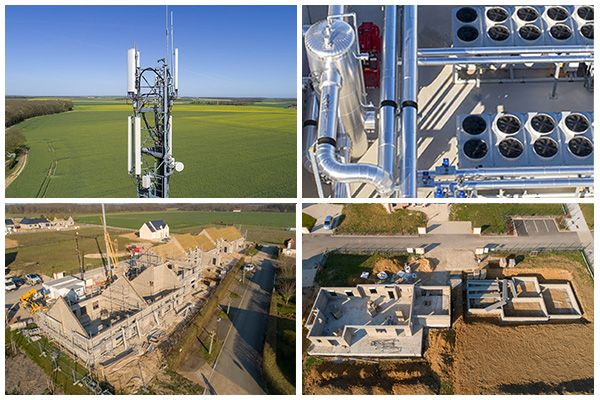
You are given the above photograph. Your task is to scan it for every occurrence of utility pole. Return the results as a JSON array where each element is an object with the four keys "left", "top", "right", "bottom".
[
  {"left": 75, "top": 231, "right": 83, "bottom": 280},
  {"left": 208, "top": 330, "right": 215, "bottom": 354}
]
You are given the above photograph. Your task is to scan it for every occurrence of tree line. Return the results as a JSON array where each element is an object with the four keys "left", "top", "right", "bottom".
[
  {"left": 5, "top": 203, "right": 295, "bottom": 216},
  {"left": 5, "top": 99, "right": 74, "bottom": 127},
  {"left": 190, "top": 100, "right": 256, "bottom": 106}
]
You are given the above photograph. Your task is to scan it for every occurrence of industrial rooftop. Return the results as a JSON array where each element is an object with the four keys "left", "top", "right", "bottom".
[{"left": 302, "top": 5, "right": 594, "bottom": 198}]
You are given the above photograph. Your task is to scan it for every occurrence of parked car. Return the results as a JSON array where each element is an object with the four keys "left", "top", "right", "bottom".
[
  {"left": 25, "top": 273, "right": 42, "bottom": 285},
  {"left": 12, "top": 277, "right": 24, "bottom": 288},
  {"left": 5, "top": 278, "right": 17, "bottom": 291},
  {"left": 324, "top": 215, "right": 333, "bottom": 230},
  {"left": 243, "top": 264, "right": 255, "bottom": 272}
]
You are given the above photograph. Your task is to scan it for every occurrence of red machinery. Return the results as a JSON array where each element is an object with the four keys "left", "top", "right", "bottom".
[
  {"left": 127, "top": 245, "right": 141, "bottom": 253},
  {"left": 357, "top": 22, "right": 381, "bottom": 88}
]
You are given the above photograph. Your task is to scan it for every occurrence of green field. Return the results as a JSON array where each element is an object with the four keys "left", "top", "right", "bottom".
[
  {"left": 5, "top": 99, "right": 296, "bottom": 198},
  {"left": 450, "top": 204, "right": 566, "bottom": 234},
  {"left": 6, "top": 210, "right": 295, "bottom": 277},
  {"left": 74, "top": 210, "right": 295, "bottom": 243},
  {"left": 5, "top": 227, "right": 134, "bottom": 277},
  {"left": 335, "top": 204, "right": 426, "bottom": 235}
]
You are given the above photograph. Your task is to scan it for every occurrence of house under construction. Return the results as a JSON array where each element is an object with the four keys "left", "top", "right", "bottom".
[
  {"left": 305, "top": 284, "right": 451, "bottom": 357},
  {"left": 33, "top": 226, "right": 246, "bottom": 368}
]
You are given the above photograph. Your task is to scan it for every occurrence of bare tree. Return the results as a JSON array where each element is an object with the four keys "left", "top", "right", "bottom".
[
  {"left": 279, "top": 278, "right": 296, "bottom": 305},
  {"left": 278, "top": 258, "right": 295, "bottom": 280}
]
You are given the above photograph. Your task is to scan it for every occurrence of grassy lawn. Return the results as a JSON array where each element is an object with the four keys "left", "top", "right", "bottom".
[
  {"left": 5, "top": 227, "right": 133, "bottom": 277},
  {"left": 450, "top": 204, "right": 565, "bottom": 234},
  {"left": 302, "top": 213, "right": 316, "bottom": 230},
  {"left": 6, "top": 328, "right": 91, "bottom": 395},
  {"left": 5, "top": 100, "right": 295, "bottom": 198},
  {"left": 263, "top": 292, "right": 296, "bottom": 395},
  {"left": 275, "top": 298, "right": 296, "bottom": 385},
  {"left": 335, "top": 204, "right": 426, "bottom": 235},
  {"left": 579, "top": 204, "right": 594, "bottom": 230},
  {"left": 315, "top": 253, "right": 410, "bottom": 287}
]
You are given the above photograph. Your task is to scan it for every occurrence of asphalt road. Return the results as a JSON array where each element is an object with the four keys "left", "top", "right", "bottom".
[
  {"left": 514, "top": 218, "right": 559, "bottom": 237},
  {"left": 302, "top": 230, "right": 583, "bottom": 287},
  {"left": 204, "top": 246, "right": 276, "bottom": 395}
]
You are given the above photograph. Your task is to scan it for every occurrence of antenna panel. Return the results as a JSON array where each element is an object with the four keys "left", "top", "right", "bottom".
[
  {"left": 174, "top": 48, "right": 179, "bottom": 91},
  {"left": 127, "top": 116, "right": 133, "bottom": 172},
  {"left": 127, "top": 49, "right": 137, "bottom": 94},
  {"left": 134, "top": 116, "right": 141, "bottom": 176}
]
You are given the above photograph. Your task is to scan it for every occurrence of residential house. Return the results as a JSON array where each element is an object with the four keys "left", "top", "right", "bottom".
[
  {"left": 139, "top": 220, "right": 169, "bottom": 240},
  {"left": 20, "top": 217, "right": 51, "bottom": 229},
  {"left": 5, "top": 219, "right": 16, "bottom": 233},
  {"left": 52, "top": 216, "right": 75, "bottom": 229},
  {"left": 282, "top": 238, "right": 296, "bottom": 257}
]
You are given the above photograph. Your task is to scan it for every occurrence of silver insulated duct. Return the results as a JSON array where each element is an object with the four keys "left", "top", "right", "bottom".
[{"left": 305, "top": 17, "right": 370, "bottom": 159}]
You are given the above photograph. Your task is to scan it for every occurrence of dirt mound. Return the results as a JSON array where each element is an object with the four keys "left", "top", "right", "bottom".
[
  {"left": 410, "top": 257, "right": 434, "bottom": 273},
  {"left": 373, "top": 258, "right": 403, "bottom": 275},
  {"left": 5, "top": 238, "right": 18, "bottom": 248},
  {"left": 346, "top": 276, "right": 373, "bottom": 286},
  {"left": 85, "top": 251, "right": 129, "bottom": 259},
  {"left": 303, "top": 360, "right": 438, "bottom": 395}
]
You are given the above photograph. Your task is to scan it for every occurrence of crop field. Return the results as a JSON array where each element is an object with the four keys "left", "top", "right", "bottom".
[
  {"left": 75, "top": 210, "right": 296, "bottom": 244},
  {"left": 5, "top": 99, "right": 296, "bottom": 198},
  {"left": 5, "top": 227, "right": 134, "bottom": 277},
  {"left": 75, "top": 210, "right": 294, "bottom": 230}
]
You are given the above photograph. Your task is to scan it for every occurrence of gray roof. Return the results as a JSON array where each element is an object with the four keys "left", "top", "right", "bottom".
[
  {"left": 146, "top": 219, "right": 167, "bottom": 232},
  {"left": 5, "top": 219, "right": 15, "bottom": 226},
  {"left": 20, "top": 217, "right": 50, "bottom": 225}
]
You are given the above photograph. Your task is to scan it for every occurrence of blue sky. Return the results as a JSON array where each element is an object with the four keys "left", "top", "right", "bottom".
[{"left": 5, "top": 5, "right": 297, "bottom": 97}]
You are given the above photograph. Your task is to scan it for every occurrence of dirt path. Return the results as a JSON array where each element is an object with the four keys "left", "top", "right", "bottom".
[
  {"left": 5, "top": 237, "right": 18, "bottom": 248},
  {"left": 85, "top": 251, "right": 129, "bottom": 259},
  {"left": 5, "top": 148, "right": 28, "bottom": 189}
]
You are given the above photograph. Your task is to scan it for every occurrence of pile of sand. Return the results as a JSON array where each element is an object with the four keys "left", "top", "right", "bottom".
[
  {"left": 373, "top": 258, "right": 403, "bottom": 275},
  {"left": 410, "top": 258, "right": 434, "bottom": 273}
]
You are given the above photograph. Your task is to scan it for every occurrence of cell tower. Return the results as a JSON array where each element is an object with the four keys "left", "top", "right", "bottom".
[{"left": 127, "top": 9, "right": 183, "bottom": 198}]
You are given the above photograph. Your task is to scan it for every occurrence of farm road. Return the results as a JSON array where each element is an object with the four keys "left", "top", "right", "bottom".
[{"left": 5, "top": 149, "right": 28, "bottom": 188}]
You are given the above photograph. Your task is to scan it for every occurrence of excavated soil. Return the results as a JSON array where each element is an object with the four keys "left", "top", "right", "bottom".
[
  {"left": 303, "top": 260, "right": 593, "bottom": 395},
  {"left": 454, "top": 261, "right": 593, "bottom": 395},
  {"left": 373, "top": 258, "right": 403, "bottom": 275},
  {"left": 5, "top": 237, "right": 18, "bottom": 248},
  {"left": 303, "top": 360, "right": 438, "bottom": 395},
  {"left": 410, "top": 258, "right": 434, "bottom": 273}
]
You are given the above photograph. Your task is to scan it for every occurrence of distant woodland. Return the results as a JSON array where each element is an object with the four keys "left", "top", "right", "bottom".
[
  {"left": 6, "top": 203, "right": 295, "bottom": 216},
  {"left": 5, "top": 99, "right": 74, "bottom": 127}
]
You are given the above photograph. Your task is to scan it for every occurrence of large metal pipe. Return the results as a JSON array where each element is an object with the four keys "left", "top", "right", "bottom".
[
  {"left": 453, "top": 166, "right": 594, "bottom": 178},
  {"left": 418, "top": 54, "right": 594, "bottom": 66},
  {"left": 378, "top": 5, "right": 398, "bottom": 196},
  {"left": 458, "top": 177, "right": 594, "bottom": 190},
  {"left": 400, "top": 5, "right": 418, "bottom": 198},
  {"left": 419, "top": 45, "right": 594, "bottom": 57},
  {"left": 304, "top": 9, "right": 370, "bottom": 158},
  {"left": 315, "top": 69, "right": 393, "bottom": 196},
  {"left": 302, "top": 86, "right": 319, "bottom": 172},
  {"left": 327, "top": 5, "right": 346, "bottom": 18}
]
